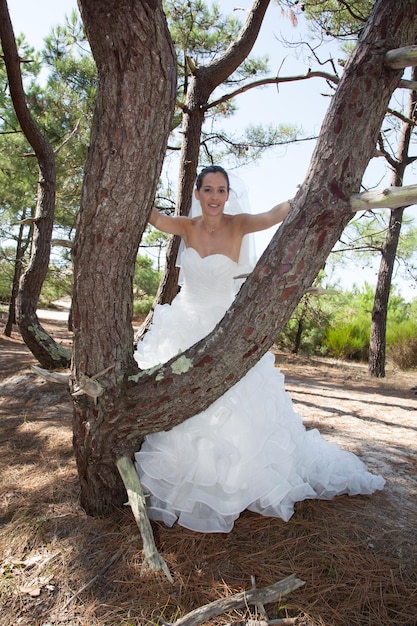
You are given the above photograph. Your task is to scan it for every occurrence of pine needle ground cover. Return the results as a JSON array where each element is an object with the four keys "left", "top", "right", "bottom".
[{"left": 1, "top": 314, "right": 416, "bottom": 626}]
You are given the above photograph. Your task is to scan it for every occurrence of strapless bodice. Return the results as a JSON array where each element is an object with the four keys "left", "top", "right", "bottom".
[
  {"left": 179, "top": 247, "right": 238, "bottom": 308},
  {"left": 134, "top": 247, "right": 240, "bottom": 369}
]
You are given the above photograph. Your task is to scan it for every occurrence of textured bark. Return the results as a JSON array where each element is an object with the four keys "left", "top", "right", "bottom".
[
  {"left": 3, "top": 221, "right": 27, "bottom": 337},
  {"left": 72, "top": 0, "right": 177, "bottom": 513},
  {"left": 73, "top": 0, "right": 417, "bottom": 515},
  {"left": 368, "top": 207, "right": 405, "bottom": 377},
  {"left": 0, "top": 0, "right": 70, "bottom": 367},
  {"left": 368, "top": 69, "right": 417, "bottom": 377}
]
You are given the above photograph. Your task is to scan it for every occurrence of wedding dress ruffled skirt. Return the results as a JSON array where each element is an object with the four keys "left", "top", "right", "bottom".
[{"left": 134, "top": 248, "right": 384, "bottom": 533}]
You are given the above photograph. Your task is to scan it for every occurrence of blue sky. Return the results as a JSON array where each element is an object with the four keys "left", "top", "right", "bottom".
[{"left": 8, "top": 0, "right": 417, "bottom": 300}]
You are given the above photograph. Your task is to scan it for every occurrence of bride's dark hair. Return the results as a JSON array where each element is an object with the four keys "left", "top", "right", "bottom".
[{"left": 196, "top": 165, "right": 230, "bottom": 191}]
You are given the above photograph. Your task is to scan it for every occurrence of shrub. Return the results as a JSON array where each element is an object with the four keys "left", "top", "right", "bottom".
[
  {"left": 386, "top": 320, "right": 417, "bottom": 369},
  {"left": 324, "top": 316, "right": 370, "bottom": 361},
  {"left": 133, "top": 295, "right": 154, "bottom": 319}
]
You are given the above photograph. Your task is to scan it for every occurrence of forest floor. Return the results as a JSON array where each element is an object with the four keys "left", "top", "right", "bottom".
[{"left": 0, "top": 309, "right": 416, "bottom": 626}]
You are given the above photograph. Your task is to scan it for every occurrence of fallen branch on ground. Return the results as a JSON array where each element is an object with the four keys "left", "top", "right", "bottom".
[
  {"left": 116, "top": 455, "right": 173, "bottom": 583},
  {"left": 168, "top": 575, "right": 305, "bottom": 626}
]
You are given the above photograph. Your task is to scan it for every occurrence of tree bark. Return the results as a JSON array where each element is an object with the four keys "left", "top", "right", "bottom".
[
  {"left": 73, "top": 0, "right": 417, "bottom": 515},
  {"left": 0, "top": 0, "right": 70, "bottom": 367},
  {"left": 3, "top": 219, "right": 28, "bottom": 337},
  {"left": 72, "top": 0, "right": 177, "bottom": 513},
  {"left": 368, "top": 67, "right": 417, "bottom": 377},
  {"left": 368, "top": 207, "right": 404, "bottom": 377}
]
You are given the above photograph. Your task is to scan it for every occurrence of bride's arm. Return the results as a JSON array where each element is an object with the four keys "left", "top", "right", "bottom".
[
  {"left": 238, "top": 199, "right": 293, "bottom": 234},
  {"left": 149, "top": 206, "right": 190, "bottom": 237}
]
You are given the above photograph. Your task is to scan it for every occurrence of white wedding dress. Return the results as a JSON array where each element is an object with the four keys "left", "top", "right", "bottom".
[{"left": 134, "top": 247, "right": 385, "bottom": 533}]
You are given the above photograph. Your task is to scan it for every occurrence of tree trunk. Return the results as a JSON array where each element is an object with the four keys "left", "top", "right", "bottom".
[
  {"left": 73, "top": 0, "right": 417, "bottom": 516},
  {"left": 368, "top": 66, "right": 417, "bottom": 377},
  {"left": 72, "top": 0, "right": 177, "bottom": 514},
  {"left": 368, "top": 207, "right": 405, "bottom": 376},
  {"left": 3, "top": 220, "right": 28, "bottom": 337},
  {"left": 0, "top": 0, "right": 70, "bottom": 368}
]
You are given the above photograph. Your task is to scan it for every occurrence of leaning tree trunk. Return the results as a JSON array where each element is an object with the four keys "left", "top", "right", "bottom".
[
  {"left": 368, "top": 67, "right": 417, "bottom": 377},
  {"left": 73, "top": 0, "right": 417, "bottom": 516},
  {"left": 0, "top": 0, "right": 71, "bottom": 368}
]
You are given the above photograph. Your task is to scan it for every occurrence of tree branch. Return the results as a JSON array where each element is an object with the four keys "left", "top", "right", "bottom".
[
  {"left": 196, "top": 0, "right": 271, "bottom": 89},
  {"left": 206, "top": 70, "right": 339, "bottom": 111},
  {"left": 116, "top": 456, "right": 173, "bottom": 583},
  {"left": 350, "top": 183, "right": 417, "bottom": 212},
  {"left": 399, "top": 78, "right": 417, "bottom": 90},
  {"left": 170, "top": 576, "right": 305, "bottom": 626},
  {"left": 385, "top": 45, "right": 417, "bottom": 70},
  {"left": 51, "top": 238, "right": 73, "bottom": 248}
]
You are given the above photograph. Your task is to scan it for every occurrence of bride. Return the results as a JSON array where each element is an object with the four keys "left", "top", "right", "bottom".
[{"left": 134, "top": 165, "right": 384, "bottom": 533}]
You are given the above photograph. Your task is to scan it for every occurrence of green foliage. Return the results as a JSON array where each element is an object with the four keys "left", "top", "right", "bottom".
[
  {"left": 275, "top": 281, "right": 417, "bottom": 369},
  {"left": 322, "top": 285, "right": 417, "bottom": 365},
  {"left": 39, "top": 266, "right": 72, "bottom": 307},
  {"left": 325, "top": 314, "right": 370, "bottom": 361},
  {"left": 289, "top": 0, "right": 374, "bottom": 38},
  {"left": 0, "top": 11, "right": 96, "bottom": 308},
  {"left": 0, "top": 254, "right": 15, "bottom": 303},
  {"left": 133, "top": 256, "right": 162, "bottom": 318},
  {"left": 386, "top": 320, "right": 417, "bottom": 370},
  {"left": 322, "top": 286, "right": 375, "bottom": 361},
  {"left": 275, "top": 291, "right": 333, "bottom": 356}
]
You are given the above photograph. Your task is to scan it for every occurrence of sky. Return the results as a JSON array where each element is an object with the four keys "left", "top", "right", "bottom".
[{"left": 7, "top": 0, "right": 417, "bottom": 300}]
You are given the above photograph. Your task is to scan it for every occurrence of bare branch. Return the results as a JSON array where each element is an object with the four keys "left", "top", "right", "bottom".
[
  {"left": 51, "top": 238, "right": 73, "bottom": 248},
  {"left": 171, "top": 575, "right": 305, "bottom": 626},
  {"left": 385, "top": 45, "right": 417, "bottom": 70},
  {"left": 12, "top": 217, "right": 37, "bottom": 227},
  {"left": 386, "top": 106, "right": 416, "bottom": 126},
  {"left": 54, "top": 118, "right": 81, "bottom": 155},
  {"left": 31, "top": 365, "right": 70, "bottom": 384},
  {"left": 116, "top": 456, "right": 173, "bottom": 583},
  {"left": 350, "top": 184, "right": 417, "bottom": 212},
  {"left": 399, "top": 78, "right": 417, "bottom": 90},
  {"left": 206, "top": 70, "right": 339, "bottom": 111}
]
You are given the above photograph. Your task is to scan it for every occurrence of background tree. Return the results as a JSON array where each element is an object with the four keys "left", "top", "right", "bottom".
[
  {"left": 368, "top": 67, "right": 417, "bottom": 376},
  {"left": 0, "top": 10, "right": 95, "bottom": 356},
  {"left": 148, "top": 0, "right": 273, "bottom": 314},
  {"left": 285, "top": 0, "right": 417, "bottom": 376},
  {"left": 0, "top": 37, "right": 39, "bottom": 335},
  {"left": 0, "top": 3, "right": 64, "bottom": 366}
]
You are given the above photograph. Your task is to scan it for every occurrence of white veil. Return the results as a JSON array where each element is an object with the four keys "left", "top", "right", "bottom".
[{"left": 176, "top": 171, "right": 257, "bottom": 292}]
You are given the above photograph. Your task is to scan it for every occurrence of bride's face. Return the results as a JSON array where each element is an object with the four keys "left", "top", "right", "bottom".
[{"left": 195, "top": 172, "right": 229, "bottom": 217}]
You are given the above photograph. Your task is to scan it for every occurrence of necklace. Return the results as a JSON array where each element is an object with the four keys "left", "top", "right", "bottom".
[{"left": 202, "top": 218, "right": 222, "bottom": 234}]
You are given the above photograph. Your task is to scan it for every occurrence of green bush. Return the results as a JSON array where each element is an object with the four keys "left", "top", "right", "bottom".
[
  {"left": 133, "top": 295, "right": 154, "bottom": 318},
  {"left": 133, "top": 255, "right": 162, "bottom": 320},
  {"left": 324, "top": 315, "right": 370, "bottom": 361},
  {"left": 386, "top": 320, "right": 417, "bottom": 369},
  {"left": 0, "top": 257, "right": 14, "bottom": 303}
]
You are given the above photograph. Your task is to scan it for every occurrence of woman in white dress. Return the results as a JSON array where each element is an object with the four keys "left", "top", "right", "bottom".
[{"left": 134, "top": 165, "right": 385, "bottom": 533}]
